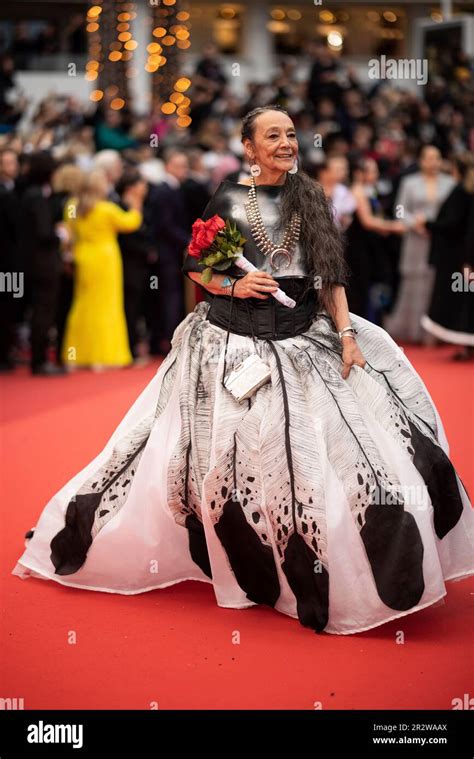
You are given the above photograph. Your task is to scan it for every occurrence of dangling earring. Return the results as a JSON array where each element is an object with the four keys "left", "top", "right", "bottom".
[
  {"left": 288, "top": 159, "right": 298, "bottom": 174},
  {"left": 249, "top": 158, "right": 261, "bottom": 177}
]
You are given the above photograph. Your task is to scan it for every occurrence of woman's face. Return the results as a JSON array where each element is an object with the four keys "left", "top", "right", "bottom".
[
  {"left": 244, "top": 110, "right": 298, "bottom": 176},
  {"left": 419, "top": 146, "right": 441, "bottom": 175},
  {"left": 328, "top": 157, "right": 348, "bottom": 184}
]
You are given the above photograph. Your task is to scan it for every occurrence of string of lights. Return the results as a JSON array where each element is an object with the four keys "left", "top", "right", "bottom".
[
  {"left": 150, "top": 0, "right": 192, "bottom": 128},
  {"left": 85, "top": 3, "right": 104, "bottom": 103},
  {"left": 85, "top": 0, "right": 192, "bottom": 128}
]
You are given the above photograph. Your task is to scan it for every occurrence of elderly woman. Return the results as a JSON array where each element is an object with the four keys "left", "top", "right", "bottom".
[{"left": 12, "top": 107, "right": 474, "bottom": 636}]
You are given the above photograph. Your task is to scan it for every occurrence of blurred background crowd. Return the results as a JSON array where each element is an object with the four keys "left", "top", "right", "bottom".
[{"left": 1, "top": 17, "right": 473, "bottom": 375}]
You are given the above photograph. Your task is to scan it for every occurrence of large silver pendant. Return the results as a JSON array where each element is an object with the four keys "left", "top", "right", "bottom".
[{"left": 270, "top": 247, "right": 292, "bottom": 271}]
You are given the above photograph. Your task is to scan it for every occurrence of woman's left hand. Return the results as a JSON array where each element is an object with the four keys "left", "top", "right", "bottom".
[{"left": 341, "top": 337, "right": 367, "bottom": 379}]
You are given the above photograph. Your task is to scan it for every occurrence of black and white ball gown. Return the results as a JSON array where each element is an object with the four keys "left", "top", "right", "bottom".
[{"left": 12, "top": 180, "right": 474, "bottom": 635}]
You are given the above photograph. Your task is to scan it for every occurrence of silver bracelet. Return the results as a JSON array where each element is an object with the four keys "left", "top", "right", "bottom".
[{"left": 338, "top": 326, "right": 357, "bottom": 339}]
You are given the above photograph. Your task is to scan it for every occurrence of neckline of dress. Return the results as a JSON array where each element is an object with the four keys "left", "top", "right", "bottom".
[{"left": 223, "top": 179, "right": 284, "bottom": 191}]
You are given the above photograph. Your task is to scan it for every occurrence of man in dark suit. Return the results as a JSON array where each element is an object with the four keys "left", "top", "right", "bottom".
[
  {"left": 145, "top": 149, "right": 190, "bottom": 355},
  {"left": 18, "top": 152, "right": 65, "bottom": 375},
  {"left": 117, "top": 169, "right": 157, "bottom": 362},
  {"left": 181, "top": 148, "right": 212, "bottom": 232},
  {"left": 0, "top": 147, "right": 21, "bottom": 371}
]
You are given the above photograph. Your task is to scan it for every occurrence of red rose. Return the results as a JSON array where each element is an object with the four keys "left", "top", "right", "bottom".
[
  {"left": 207, "top": 214, "right": 226, "bottom": 234},
  {"left": 187, "top": 240, "right": 202, "bottom": 258},
  {"left": 189, "top": 215, "right": 225, "bottom": 258}
]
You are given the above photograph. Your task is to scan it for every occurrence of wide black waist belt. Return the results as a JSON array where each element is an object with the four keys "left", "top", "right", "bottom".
[{"left": 206, "top": 278, "right": 318, "bottom": 340}]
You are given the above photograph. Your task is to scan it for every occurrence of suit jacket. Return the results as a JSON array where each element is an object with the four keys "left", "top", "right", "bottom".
[
  {"left": 146, "top": 181, "right": 190, "bottom": 267},
  {"left": 118, "top": 199, "right": 155, "bottom": 290},
  {"left": 18, "top": 185, "right": 61, "bottom": 280},
  {"left": 181, "top": 176, "right": 212, "bottom": 232},
  {"left": 0, "top": 183, "right": 21, "bottom": 270}
]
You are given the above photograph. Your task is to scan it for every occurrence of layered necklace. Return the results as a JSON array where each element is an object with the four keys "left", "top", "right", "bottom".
[{"left": 244, "top": 175, "right": 301, "bottom": 272}]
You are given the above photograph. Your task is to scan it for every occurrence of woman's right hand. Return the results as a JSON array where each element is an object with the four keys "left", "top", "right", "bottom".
[{"left": 234, "top": 271, "right": 280, "bottom": 299}]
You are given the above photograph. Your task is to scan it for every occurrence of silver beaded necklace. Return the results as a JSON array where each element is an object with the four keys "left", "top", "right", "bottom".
[{"left": 244, "top": 175, "right": 301, "bottom": 272}]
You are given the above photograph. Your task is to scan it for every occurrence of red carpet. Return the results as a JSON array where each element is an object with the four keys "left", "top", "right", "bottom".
[{"left": 1, "top": 346, "right": 473, "bottom": 710}]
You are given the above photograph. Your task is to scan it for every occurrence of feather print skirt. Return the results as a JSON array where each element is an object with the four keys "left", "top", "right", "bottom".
[{"left": 12, "top": 301, "right": 474, "bottom": 634}]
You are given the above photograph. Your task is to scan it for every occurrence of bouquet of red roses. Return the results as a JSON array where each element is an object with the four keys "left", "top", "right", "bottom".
[
  {"left": 187, "top": 213, "right": 296, "bottom": 307},
  {"left": 187, "top": 214, "right": 246, "bottom": 285}
]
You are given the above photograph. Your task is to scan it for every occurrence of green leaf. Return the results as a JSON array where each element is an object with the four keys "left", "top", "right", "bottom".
[{"left": 201, "top": 267, "right": 213, "bottom": 284}]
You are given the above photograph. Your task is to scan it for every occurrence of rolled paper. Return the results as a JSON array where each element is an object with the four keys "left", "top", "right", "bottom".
[{"left": 233, "top": 256, "right": 296, "bottom": 308}]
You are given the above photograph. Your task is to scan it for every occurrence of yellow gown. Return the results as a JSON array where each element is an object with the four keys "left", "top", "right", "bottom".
[{"left": 62, "top": 200, "right": 142, "bottom": 367}]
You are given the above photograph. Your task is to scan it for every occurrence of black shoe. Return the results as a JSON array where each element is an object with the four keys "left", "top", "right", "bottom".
[
  {"left": 32, "top": 362, "right": 67, "bottom": 376},
  {"left": 452, "top": 347, "right": 474, "bottom": 362}
]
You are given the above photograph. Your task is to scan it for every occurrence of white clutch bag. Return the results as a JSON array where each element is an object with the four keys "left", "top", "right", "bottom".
[{"left": 224, "top": 352, "right": 271, "bottom": 403}]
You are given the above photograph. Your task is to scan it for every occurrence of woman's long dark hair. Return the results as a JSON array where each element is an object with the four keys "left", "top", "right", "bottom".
[{"left": 241, "top": 105, "right": 350, "bottom": 312}]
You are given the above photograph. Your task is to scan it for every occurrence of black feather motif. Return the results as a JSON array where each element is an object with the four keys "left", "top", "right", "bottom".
[
  {"left": 214, "top": 496, "right": 280, "bottom": 606},
  {"left": 408, "top": 420, "right": 463, "bottom": 539},
  {"left": 360, "top": 491, "right": 425, "bottom": 610},
  {"left": 282, "top": 531, "right": 329, "bottom": 631},
  {"left": 50, "top": 491, "right": 104, "bottom": 575}
]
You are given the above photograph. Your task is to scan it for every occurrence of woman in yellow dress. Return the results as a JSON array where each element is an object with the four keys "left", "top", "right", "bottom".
[{"left": 61, "top": 168, "right": 143, "bottom": 370}]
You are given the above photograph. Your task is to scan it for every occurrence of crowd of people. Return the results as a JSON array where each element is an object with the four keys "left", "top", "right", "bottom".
[{"left": 0, "top": 40, "right": 473, "bottom": 375}]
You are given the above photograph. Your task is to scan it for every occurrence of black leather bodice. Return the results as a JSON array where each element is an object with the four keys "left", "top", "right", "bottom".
[{"left": 205, "top": 276, "right": 320, "bottom": 340}]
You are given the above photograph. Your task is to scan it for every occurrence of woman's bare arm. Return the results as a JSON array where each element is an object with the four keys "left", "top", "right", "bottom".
[
  {"left": 324, "top": 284, "right": 353, "bottom": 332},
  {"left": 325, "top": 285, "right": 367, "bottom": 378},
  {"left": 187, "top": 270, "right": 280, "bottom": 299},
  {"left": 352, "top": 184, "right": 404, "bottom": 235}
]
